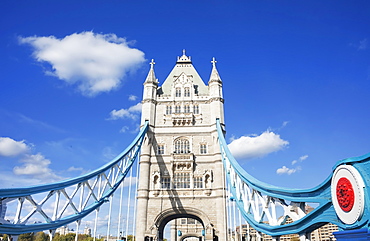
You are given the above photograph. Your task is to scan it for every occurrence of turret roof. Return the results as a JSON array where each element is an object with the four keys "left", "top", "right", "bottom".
[
  {"left": 209, "top": 57, "right": 222, "bottom": 83},
  {"left": 159, "top": 51, "right": 208, "bottom": 95},
  {"left": 144, "top": 59, "right": 157, "bottom": 84}
]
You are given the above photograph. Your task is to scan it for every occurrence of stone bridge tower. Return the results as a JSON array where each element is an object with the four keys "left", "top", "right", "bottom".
[{"left": 136, "top": 51, "right": 227, "bottom": 241}]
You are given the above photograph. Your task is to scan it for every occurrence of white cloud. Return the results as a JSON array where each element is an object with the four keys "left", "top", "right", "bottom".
[
  {"left": 13, "top": 153, "right": 60, "bottom": 180},
  {"left": 108, "top": 102, "right": 142, "bottom": 120},
  {"left": 228, "top": 131, "right": 289, "bottom": 159},
  {"left": 19, "top": 32, "right": 145, "bottom": 96},
  {"left": 292, "top": 154, "right": 308, "bottom": 165},
  {"left": 0, "top": 137, "right": 30, "bottom": 156},
  {"left": 120, "top": 126, "right": 129, "bottom": 133},
  {"left": 300, "top": 154, "right": 308, "bottom": 161},
  {"left": 67, "top": 166, "right": 84, "bottom": 172},
  {"left": 128, "top": 95, "right": 138, "bottom": 101},
  {"left": 358, "top": 38, "right": 368, "bottom": 50},
  {"left": 350, "top": 38, "right": 368, "bottom": 51},
  {"left": 276, "top": 166, "right": 300, "bottom": 175}
]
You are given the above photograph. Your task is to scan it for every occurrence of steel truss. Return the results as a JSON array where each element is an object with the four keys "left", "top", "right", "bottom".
[
  {"left": 216, "top": 119, "right": 370, "bottom": 239},
  {"left": 0, "top": 122, "right": 148, "bottom": 235}
]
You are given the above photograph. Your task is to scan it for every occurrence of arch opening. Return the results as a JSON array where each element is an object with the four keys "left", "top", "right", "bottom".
[
  {"left": 151, "top": 207, "right": 214, "bottom": 241},
  {"left": 160, "top": 215, "right": 204, "bottom": 241}
]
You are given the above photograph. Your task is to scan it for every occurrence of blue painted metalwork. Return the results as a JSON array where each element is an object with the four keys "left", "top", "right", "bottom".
[
  {"left": 0, "top": 121, "right": 149, "bottom": 235},
  {"left": 216, "top": 119, "right": 370, "bottom": 237},
  {"left": 334, "top": 228, "right": 370, "bottom": 240},
  {"left": 1, "top": 117, "right": 369, "bottom": 237}
]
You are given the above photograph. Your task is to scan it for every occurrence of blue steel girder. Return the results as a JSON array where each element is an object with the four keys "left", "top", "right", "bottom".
[
  {"left": 0, "top": 121, "right": 148, "bottom": 235},
  {"left": 216, "top": 119, "right": 370, "bottom": 237}
]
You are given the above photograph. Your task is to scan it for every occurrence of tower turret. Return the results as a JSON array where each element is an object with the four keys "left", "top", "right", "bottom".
[
  {"left": 208, "top": 57, "right": 225, "bottom": 124},
  {"left": 141, "top": 59, "right": 158, "bottom": 125}
]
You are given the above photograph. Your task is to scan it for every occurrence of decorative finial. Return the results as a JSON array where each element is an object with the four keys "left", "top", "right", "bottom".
[
  {"left": 183, "top": 49, "right": 186, "bottom": 56},
  {"left": 211, "top": 57, "right": 217, "bottom": 67},
  {"left": 150, "top": 59, "right": 155, "bottom": 69}
]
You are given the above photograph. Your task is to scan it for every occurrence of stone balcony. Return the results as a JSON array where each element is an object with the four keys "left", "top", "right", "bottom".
[
  {"left": 172, "top": 153, "right": 194, "bottom": 171},
  {"left": 172, "top": 153, "right": 194, "bottom": 161},
  {"left": 171, "top": 112, "right": 194, "bottom": 126}
]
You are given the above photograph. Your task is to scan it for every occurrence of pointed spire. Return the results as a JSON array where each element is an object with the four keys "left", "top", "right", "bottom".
[
  {"left": 150, "top": 58, "right": 155, "bottom": 70},
  {"left": 144, "top": 59, "right": 158, "bottom": 84},
  {"left": 209, "top": 57, "right": 222, "bottom": 83},
  {"left": 211, "top": 57, "right": 217, "bottom": 67}
]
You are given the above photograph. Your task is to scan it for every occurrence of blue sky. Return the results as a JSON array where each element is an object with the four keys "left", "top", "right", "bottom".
[{"left": 1, "top": 1, "right": 370, "bottom": 191}]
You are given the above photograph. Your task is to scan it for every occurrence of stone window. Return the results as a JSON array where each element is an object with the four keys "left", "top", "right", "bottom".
[
  {"left": 173, "top": 172, "right": 190, "bottom": 189},
  {"left": 187, "top": 218, "right": 196, "bottom": 224},
  {"left": 161, "top": 177, "right": 171, "bottom": 189},
  {"left": 174, "top": 138, "right": 190, "bottom": 154},
  {"left": 166, "top": 106, "right": 172, "bottom": 114},
  {"left": 175, "top": 87, "right": 181, "bottom": 97},
  {"left": 194, "top": 176, "right": 203, "bottom": 188},
  {"left": 200, "top": 144, "right": 207, "bottom": 154},
  {"left": 175, "top": 105, "right": 181, "bottom": 113},
  {"left": 184, "top": 87, "right": 190, "bottom": 97},
  {"left": 193, "top": 105, "right": 199, "bottom": 114},
  {"left": 184, "top": 105, "right": 190, "bottom": 113},
  {"left": 157, "top": 144, "right": 164, "bottom": 155}
]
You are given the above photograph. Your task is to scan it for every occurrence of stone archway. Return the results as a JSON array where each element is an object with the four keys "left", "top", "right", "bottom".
[{"left": 150, "top": 207, "right": 214, "bottom": 241}]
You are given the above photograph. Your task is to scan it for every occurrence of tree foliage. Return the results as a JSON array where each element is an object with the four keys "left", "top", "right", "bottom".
[
  {"left": 0, "top": 233, "right": 105, "bottom": 241},
  {"left": 34, "top": 232, "right": 48, "bottom": 241}
]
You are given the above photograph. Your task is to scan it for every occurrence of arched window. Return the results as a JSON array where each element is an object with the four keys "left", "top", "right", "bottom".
[
  {"left": 175, "top": 105, "right": 181, "bottom": 113},
  {"left": 184, "top": 87, "right": 190, "bottom": 97},
  {"left": 174, "top": 138, "right": 190, "bottom": 154},
  {"left": 184, "top": 105, "right": 190, "bottom": 113},
  {"left": 193, "top": 105, "right": 199, "bottom": 114},
  {"left": 166, "top": 106, "right": 172, "bottom": 114},
  {"left": 200, "top": 143, "right": 207, "bottom": 154},
  {"left": 157, "top": 144, "right": 164, "bottom": 155},
  {"left": 175, "top": 87, "right": 181, "bottom": 97}
]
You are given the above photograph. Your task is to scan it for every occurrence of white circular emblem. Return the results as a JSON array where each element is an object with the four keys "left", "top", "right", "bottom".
[{"left": 331, "top": 165, "right": 365, "bottom": 224}]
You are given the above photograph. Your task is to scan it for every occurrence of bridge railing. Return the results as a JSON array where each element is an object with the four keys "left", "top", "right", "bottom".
[
  {"left": 0, "top": 121, "right": 148, "bottom": 235},
  {"left": 216, "top": 119, "right": 370, "bottom": 239}
]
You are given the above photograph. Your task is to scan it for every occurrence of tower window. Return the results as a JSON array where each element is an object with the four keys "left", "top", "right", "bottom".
[
  {"left": 174, "top": 172, "right": 190, "bottom": 189},
  {"left": 184, "top": 105, "right": 190, "bottom": 113},
  {"left": 187, "top": 218, "right": 196, "bottom": 224},
  {"left": 175, "top": 105, "right": 181, "bottom": 113},
  {"left": 200, "top": 144, "right": 207, "bottom": 154},
  {"left": 184, "top": 87, "right": 190, "bottom": 97},
  {"left": 194, "top": 105, "right": 199, "bottom": 114},
  {"left": 174, "top": 138, "right": 190, "bottom": 154},
  {"left": 175, "top": 87, "right": 181, "bottom": 97},
  {"left": 157, "top": 144, "right": 164, "bottom": 155},
  {"left": 166, "top": 106, "right": 172, "bottom": 114},
  {"left": 161, "top": 177, "right": 171, "bottom": 189},
  {"left": 194, "top": 176, "right": 203, "bottom": 188}
]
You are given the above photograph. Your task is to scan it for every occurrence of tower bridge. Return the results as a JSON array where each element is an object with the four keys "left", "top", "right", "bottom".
[{"left": 1, "top": 52, "right": 370, "bottom": 241}]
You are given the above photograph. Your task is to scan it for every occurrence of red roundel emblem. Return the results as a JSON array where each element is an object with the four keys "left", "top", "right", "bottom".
[{"left": 336, "top": 177, "right": 355, "bottom": 212}]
